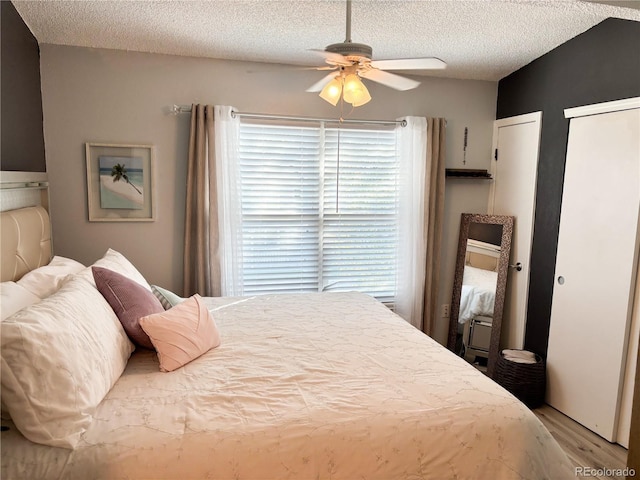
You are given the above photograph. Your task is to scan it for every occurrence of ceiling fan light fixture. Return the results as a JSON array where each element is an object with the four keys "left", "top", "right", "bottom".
[
  {"left": 308, "top": 0, "right": 446, "bottom": 108},
  {"left": 342, "top": 74, "right": 371, "bottom": 106},
  {"left": 350, "top": 86, "right": 371, "bottom": 107},
  {"left": 319, "top": 76, "right": 343, "bottom": 106}
]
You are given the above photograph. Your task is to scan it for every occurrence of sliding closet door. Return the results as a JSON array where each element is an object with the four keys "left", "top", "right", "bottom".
[{"left": 546, "top": 105, "right": 640, "bottom": 441}]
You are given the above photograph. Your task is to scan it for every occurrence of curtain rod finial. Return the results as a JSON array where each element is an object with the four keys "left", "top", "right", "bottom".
[{"left": 167, "top": 104, "right": 191, "bottom": 115}]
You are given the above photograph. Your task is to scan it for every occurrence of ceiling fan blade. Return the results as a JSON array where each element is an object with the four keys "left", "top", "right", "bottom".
[
  {"left": 246, "top": 65, "right": 336, "bottom": 74},
  {"left": 308, "top": 49, "right": 351, "bottom": 66},
  {"left": 314, "top": 66, "right": 340, "bottom": 71},
  {"left": 306, "top": 73, "right": 339, "bottom": 93},
  {"left": 360, "top": 69, "right": 420, "bottom": 91},
  {"left": 369, "top": 58, "right": 447, "bottom": 71}
]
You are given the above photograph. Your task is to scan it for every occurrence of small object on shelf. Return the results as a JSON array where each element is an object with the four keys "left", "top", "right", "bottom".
[
  {"left": 445, "top": 168, "right": 492, "bottom": 179},
  {"left": 463, "top": 127, "right": 468, "bottom": 165}
]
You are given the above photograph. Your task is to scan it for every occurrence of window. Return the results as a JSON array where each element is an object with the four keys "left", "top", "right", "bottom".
[{"left": 235, "top": 121, "right": 399, "bottom": 303}]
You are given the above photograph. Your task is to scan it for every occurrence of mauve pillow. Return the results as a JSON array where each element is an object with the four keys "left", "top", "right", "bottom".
[
  {"left": 139, "top": 294, "right": 221, "bottom": 372},
  {"left": 92, "top": 267, "right": 164, "bottom": 349}
]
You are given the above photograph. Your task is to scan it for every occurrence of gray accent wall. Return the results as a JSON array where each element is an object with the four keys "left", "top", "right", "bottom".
[
  {"left": 496, "top": 18, "right": 640, "bottom": 357},
  {"left": 1, "top": 1, "right": 46, "bottom": 172}
]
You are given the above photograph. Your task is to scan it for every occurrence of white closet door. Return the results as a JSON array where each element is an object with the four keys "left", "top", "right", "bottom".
[
  {"left": 489, "top": 112, "right": 541, "bottom": 350},
  {"left": 546, "top": 106, "right": 640, "bottom": 441}
]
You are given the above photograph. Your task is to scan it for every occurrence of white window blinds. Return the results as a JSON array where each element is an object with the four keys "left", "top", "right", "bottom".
[{"left": 235, "top": 121, "right": 399, "bottom": 302}]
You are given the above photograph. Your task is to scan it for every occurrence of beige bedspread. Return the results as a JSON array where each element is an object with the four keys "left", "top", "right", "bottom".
[{"left": 1, "top": 292, "right": 571, "bottom": 479}]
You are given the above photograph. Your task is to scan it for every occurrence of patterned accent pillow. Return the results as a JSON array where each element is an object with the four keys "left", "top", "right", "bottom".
[
  {"left": 151, "top": 284, "right": 184, "bottom": 310},
  {"left": 92, "top": 267, "right": 164, "bottom": 349},
  {"left": 139, "top": 294, "right": 221, "bottom": 372}
]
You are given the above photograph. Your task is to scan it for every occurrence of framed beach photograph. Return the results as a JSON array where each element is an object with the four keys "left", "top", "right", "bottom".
[{"left": 85, "top": 143, "right": 155, "bottom": 222}]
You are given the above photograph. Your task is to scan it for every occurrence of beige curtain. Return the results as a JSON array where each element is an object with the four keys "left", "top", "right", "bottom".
[
  {"left": 422, "top": 118, "right": 446, "bottom": 335},
  {"left": 183, "top": 104, "right": 221, "bottom": 297}
]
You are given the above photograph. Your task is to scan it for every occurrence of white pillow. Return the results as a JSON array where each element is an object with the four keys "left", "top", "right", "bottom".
[
  {"left": 17, "top": 256, "right": 86, "bottom": 299},
  {"left": 1, "top": 276, "right": 134, "bottom": 449},
  {"left": 0, "top": 282, "right": 42, "bottom": 421},
  {"left": 0, "top": 281, "right": 41, "bottom": 321},
  {"left": 77, "top": 248, "right": 152, "bottom": 291}
]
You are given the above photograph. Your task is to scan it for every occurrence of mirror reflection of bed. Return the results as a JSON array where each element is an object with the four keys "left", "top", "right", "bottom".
[
  {"left": 448, "top": 213, "right": 514, "bottom": 377},
  {"left": 459, "top": 236, "right": 501, "bottom": 369}
]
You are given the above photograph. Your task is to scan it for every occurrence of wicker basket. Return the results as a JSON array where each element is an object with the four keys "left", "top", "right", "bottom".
[{"left": 494, "top": 350, "right": 545, "bottom": 409}]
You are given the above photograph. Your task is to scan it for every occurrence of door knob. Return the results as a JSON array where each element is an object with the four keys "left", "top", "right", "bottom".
[{"left": 509, "top": 262, "right": 522, "bottom": 271}]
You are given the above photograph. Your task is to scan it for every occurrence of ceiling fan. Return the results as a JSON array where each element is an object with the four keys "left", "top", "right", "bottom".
[{"left": 307, "top": 0, "right": 446, "bottom": 107}]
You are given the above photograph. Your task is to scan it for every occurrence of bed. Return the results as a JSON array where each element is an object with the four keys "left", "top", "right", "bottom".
[
  {"left": 458, "top": 265, "right": 498, "bottom": 325},
  {"left": 0, "top": 195, "right": 572, "bottom": 479}
]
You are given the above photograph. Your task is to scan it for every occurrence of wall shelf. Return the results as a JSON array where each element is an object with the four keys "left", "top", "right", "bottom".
[{"left": 445, "top": 168, "right": 492, "bottom": 179}]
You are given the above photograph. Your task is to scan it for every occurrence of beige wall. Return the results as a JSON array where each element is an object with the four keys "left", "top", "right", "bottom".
[{"left": 39, "top": 44, "right": 496, "bottom": 344}]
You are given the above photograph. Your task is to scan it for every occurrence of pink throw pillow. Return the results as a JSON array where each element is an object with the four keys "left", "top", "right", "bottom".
[
  {"left": 92, "top": 266, "right": 164, "bottom": 349},
  {"left": 139, "top": 294, "right": 221, "bottom": 372}
]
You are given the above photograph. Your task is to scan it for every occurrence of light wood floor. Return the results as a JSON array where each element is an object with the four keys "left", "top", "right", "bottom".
[{"left": 533, "top": 404, "right": 628, "bottom": 480}]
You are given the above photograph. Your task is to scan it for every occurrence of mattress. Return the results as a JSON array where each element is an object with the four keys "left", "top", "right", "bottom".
[{"left": 1, "top": 292, "right": 571, "bottom": 479}]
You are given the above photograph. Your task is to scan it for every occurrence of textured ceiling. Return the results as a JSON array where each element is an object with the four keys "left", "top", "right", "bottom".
[{"left": 13, "top": 0, "right": 640, "bottom": 81}]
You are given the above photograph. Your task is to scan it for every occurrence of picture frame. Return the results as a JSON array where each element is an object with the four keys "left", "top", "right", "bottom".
[{"left": 85, "top": 143, "right": 155, "bottom": 222}]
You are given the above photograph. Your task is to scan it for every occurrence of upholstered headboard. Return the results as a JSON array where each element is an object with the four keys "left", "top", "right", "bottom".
[
  {"left": 465, "top": 238, "right": 501, "bottom": 272},
  {"left": 0, "top": 206, "right": 52, "bottom": 282},
  {"left": 0, "top": 171, "right": 52, "bottom": 282}
]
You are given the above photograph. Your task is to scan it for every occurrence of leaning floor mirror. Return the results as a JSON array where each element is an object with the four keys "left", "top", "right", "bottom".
[{"left": 447, "top": 213, "right": 514, "bottom": 377}]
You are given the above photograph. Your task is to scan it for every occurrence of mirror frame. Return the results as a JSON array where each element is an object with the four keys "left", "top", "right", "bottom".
[{"left": 447, "top": 213, "right": 514, "bottom": 377}]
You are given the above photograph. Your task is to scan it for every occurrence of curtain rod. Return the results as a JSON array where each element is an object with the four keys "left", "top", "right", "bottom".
[{"left": 170, "top": 105, "right": 406, "bottom": 127}]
